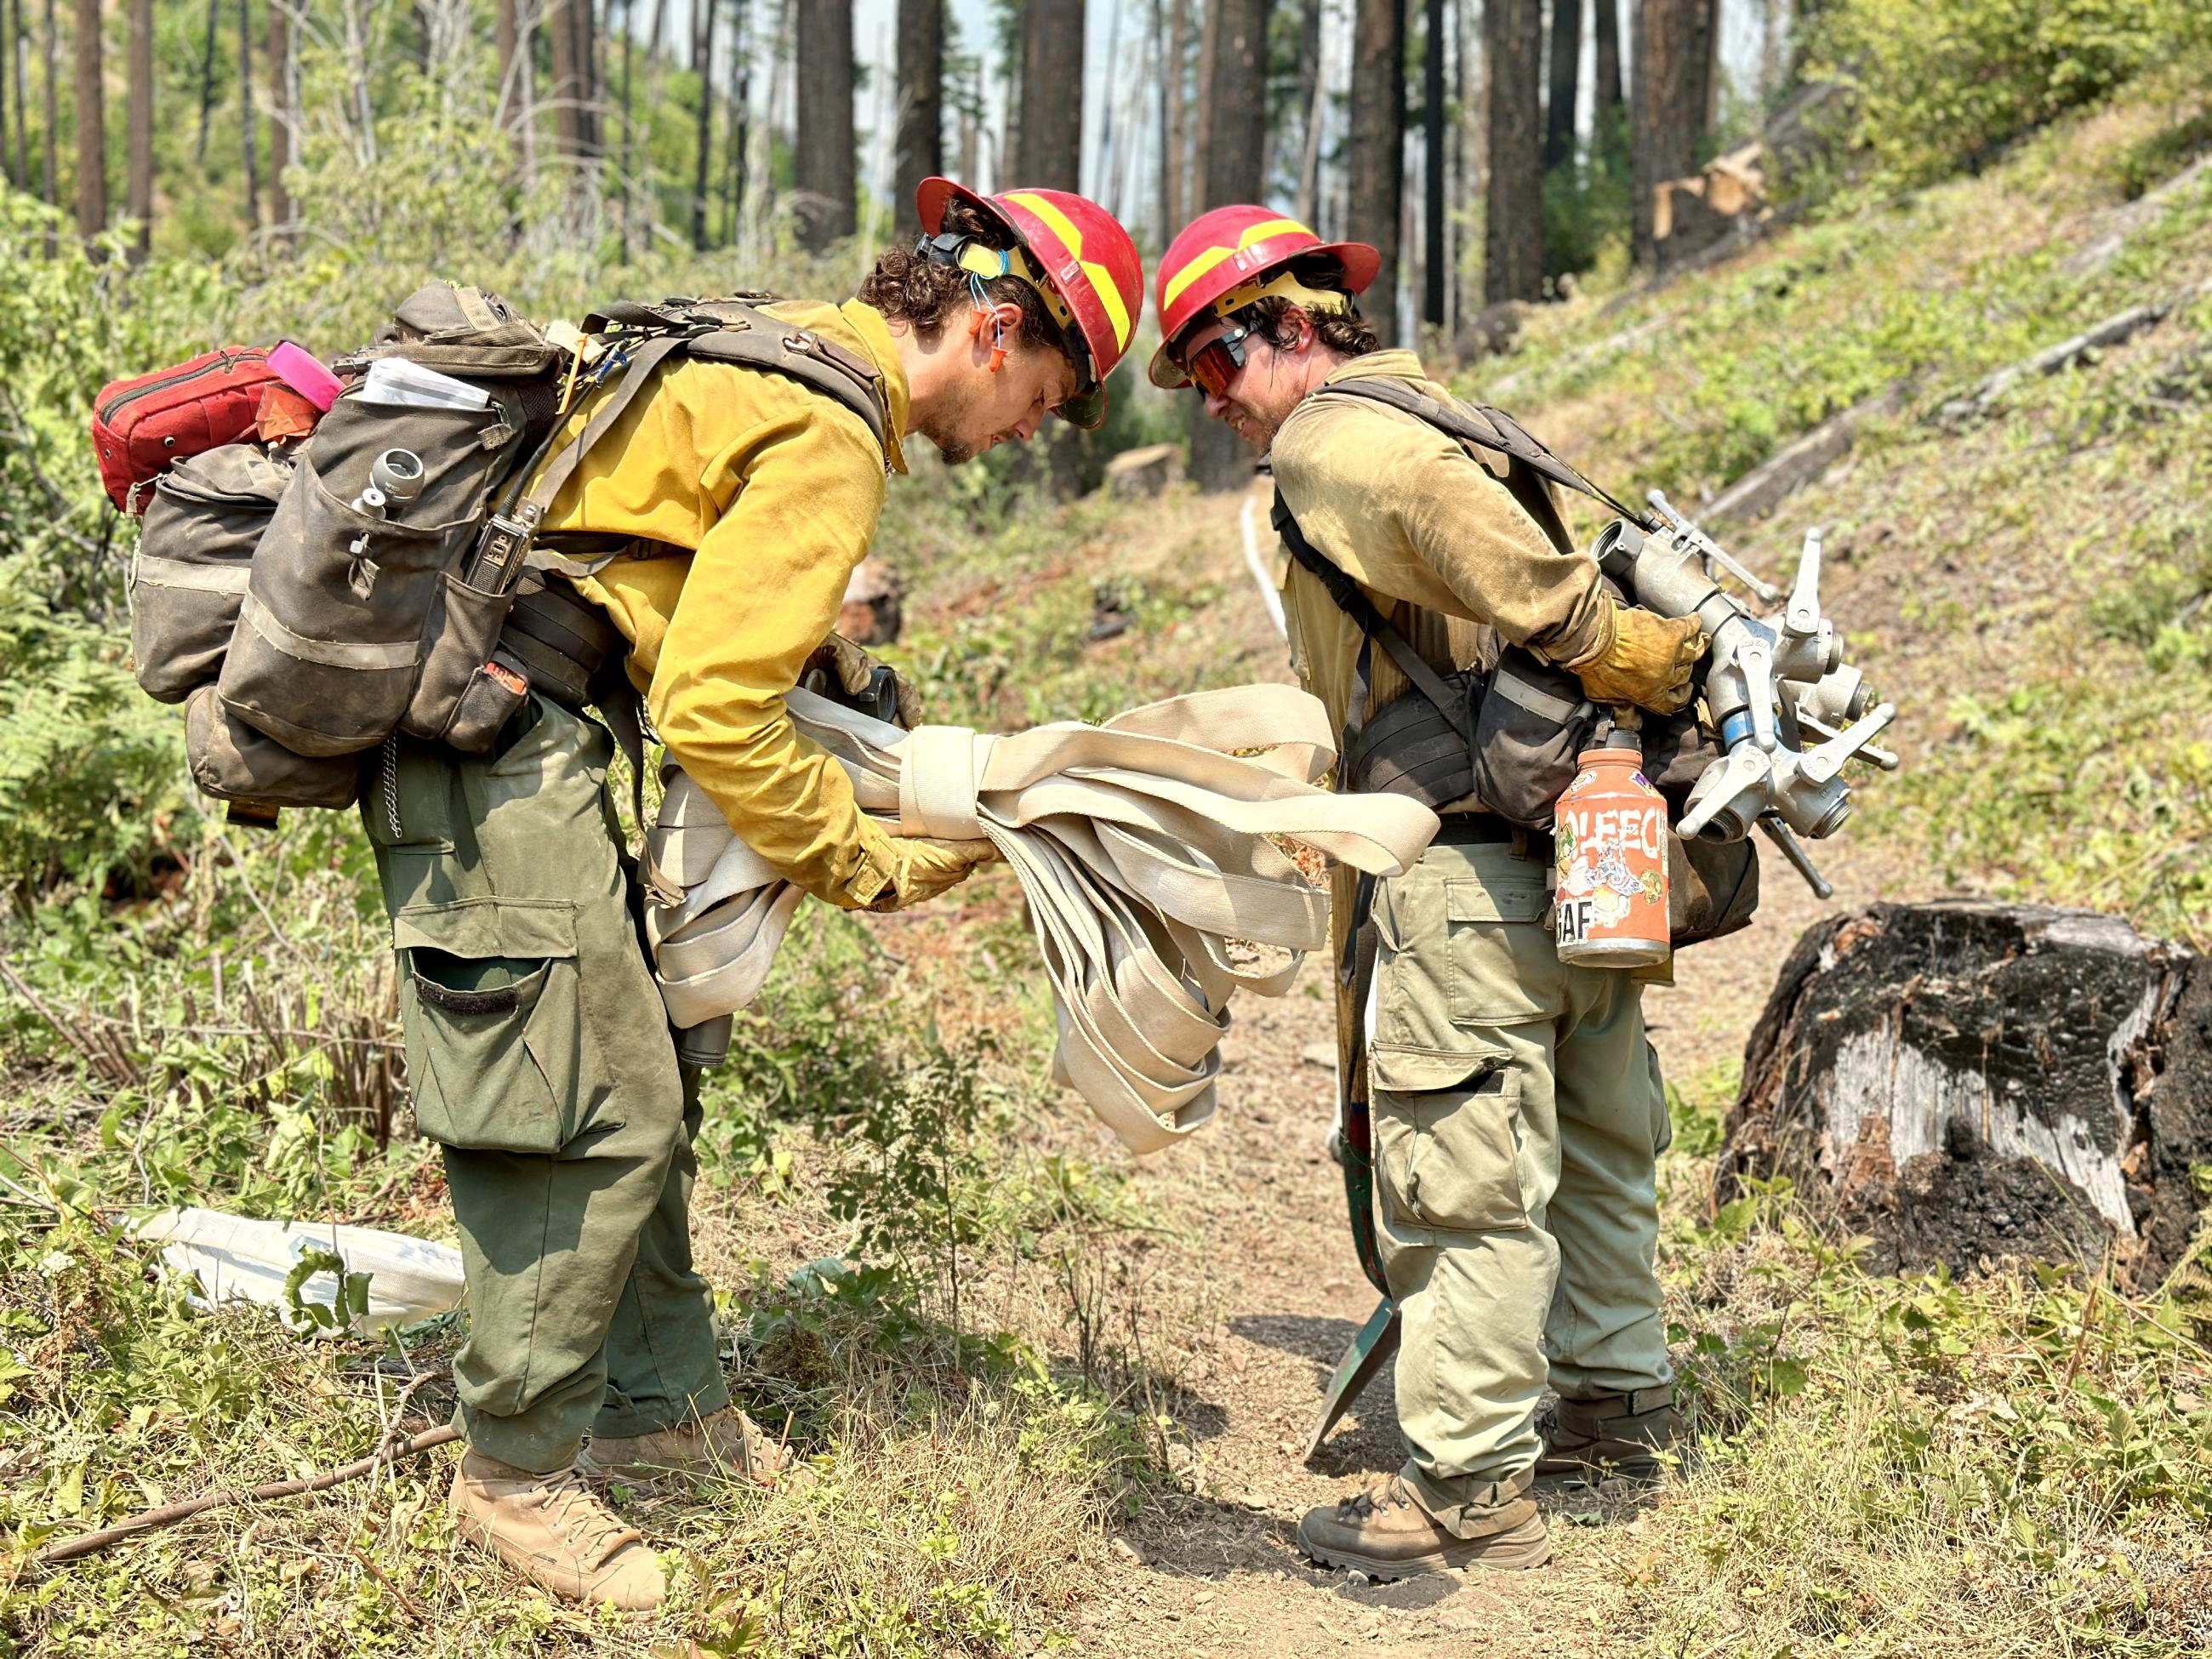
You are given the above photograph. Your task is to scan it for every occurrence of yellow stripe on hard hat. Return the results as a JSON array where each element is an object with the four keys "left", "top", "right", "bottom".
[
  {"left": 1235, "top": 216, "right": 1314, "bottom": 250},
  {"left": 1163, "top": 219, "right": 1320, "bottom": 311},
  {"left": 1083, "top": 260, "right": 1132, "bottom": 348},
  {"left": 1005, "top": 191, "right": 1133, "bottom": 352},
  {"left": 1161, "top": 244, "right": 1234, "bottom": 310},
  {"left": 1006, "top": 191, "right": 1081, "bottom": 254}
]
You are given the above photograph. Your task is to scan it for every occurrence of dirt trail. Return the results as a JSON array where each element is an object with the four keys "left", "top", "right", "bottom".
[{"left": 1055, "top": 486, "right": 1905, "bottom": 1655}]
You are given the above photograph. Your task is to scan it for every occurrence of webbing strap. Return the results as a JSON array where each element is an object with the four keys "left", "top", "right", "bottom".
[
  {"left": 1308, "top": 377, "right": 1652, "bottom": 533},
  {"left": 518, "top": 331, "right": 694, "bottom": 526},
  {"left": 643, "top": 683, "right": 1440, "bottom": 1154},
  {"left": 1269, "top": 489, "right": 1474, "bottom": 754}
]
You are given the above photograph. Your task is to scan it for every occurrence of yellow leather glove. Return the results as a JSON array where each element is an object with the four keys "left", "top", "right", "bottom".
[
  {"left": 1572, "top": 604, "right": 1709, "bottom": 715},
  {"left": 872, "top": 835, "right": 999, "bottom": 911},
  {"left": 802, "top": 634, "right": 925, "bottom": 729}
]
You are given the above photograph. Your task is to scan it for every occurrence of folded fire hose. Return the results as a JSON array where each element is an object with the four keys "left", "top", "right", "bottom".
[{"left": 645, "top": 683, "right": 1441, "bottom": 1154}]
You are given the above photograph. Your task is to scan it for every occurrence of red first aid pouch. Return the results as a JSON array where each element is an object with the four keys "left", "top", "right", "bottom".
[{"left": 93, "top": 346, "right": 280, "bottom": 513}]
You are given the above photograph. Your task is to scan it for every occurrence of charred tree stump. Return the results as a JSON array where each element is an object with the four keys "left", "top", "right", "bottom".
[{"left": 1719, "top": 901, "right": 2210, "bottom": 1287}]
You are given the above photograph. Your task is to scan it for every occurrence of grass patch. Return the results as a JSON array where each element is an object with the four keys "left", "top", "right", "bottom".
[{"left": 1648, "top": 1194, "right": 2212, "bottom": 1656}]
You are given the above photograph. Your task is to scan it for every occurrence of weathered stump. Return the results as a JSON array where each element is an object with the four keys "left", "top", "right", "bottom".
[
  {"left": 838, "top": 556, "right": 903, "bottom": 646},
  {"left": 1719, "top": 901, "right": 2210, "bottom": 1286},
  {"left": 1102, "top": 442, "right": 1183, "bottom": 499}
]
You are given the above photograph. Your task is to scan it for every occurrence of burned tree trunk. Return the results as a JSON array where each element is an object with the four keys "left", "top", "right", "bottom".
[{"left": 1719, "top": 902, "right": 2210, "bottom": 1288}]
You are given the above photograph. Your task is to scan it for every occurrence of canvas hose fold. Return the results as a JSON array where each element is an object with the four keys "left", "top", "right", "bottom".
[{"left": 646, "top": 683, "right": 1440, "bottom": 1154}]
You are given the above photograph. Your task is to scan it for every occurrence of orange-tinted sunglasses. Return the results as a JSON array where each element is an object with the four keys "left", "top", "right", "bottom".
[{"left": 1179, "top": 320, "right": 1258, "bottom": 397}]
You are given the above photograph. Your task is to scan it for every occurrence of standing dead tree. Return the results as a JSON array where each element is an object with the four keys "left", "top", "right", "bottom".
[
  {"left": 71, "top": 0, "right": 101, "bottom": 237},
  {"left": 1348, "top": 0, "right": 1405, "bottom": 341},
  {"left": 892, "top": 0, "right": 940, "bottom": 235},
  {"left": 126, "top": 0, "right": 151, "bottom": 254},
  {"left": 1013, "top": 0, "right": 1081, "bottom": 189},
  {"left": 1631, "top": 0, "right": 1709, "bottom": 264},
  {"left": 792, "top": 0, "right": 853, "bottom": 249},
  {"left": 1485, "top": 0, "right": 1543, "bottom": 301},
  {"left": 236, "top": 0, "right": 256, "bottom": 229},
  {"left": 689, "top": 0, "right": 715, "bottom": 248},
  {"left": 1186, "top": 0, "right": 1269, "bottom": 493},
  {"left": 266, "top": 0, "right": 291, "bottom": 235}
]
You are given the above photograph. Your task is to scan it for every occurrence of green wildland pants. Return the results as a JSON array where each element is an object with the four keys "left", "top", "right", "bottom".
[
  {"left": 1365, "top": 837, "right": 1673, "bottom": 1532},
  {"left": 362, "top": 694, "right": 727, "bottom": 1472}
]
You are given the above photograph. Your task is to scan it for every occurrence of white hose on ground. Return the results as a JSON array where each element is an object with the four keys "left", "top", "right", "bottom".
[{"left": 1240, "top": 493, "right": 1288, "bottom": 640}]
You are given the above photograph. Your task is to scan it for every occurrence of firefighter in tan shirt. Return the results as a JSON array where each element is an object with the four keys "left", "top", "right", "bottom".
[{"left": 1151, "top": 208, "right": 1707, "bottom": 1579}]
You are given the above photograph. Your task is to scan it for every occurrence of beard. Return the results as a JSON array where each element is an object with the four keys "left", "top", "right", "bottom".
[{"left": 917, "top": 383, "right": 987, "bottom": 465}]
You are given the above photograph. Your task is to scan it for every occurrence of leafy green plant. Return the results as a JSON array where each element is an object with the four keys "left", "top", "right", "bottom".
[{"left": 1811, "top": 0, "right": 2212, "bottom": 187}]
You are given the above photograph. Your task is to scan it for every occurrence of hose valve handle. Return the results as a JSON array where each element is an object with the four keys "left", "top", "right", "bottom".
[
  {"left": 1799, "top": 701, "right": 1899, "bottom": 786},
  {"left": 1786, "top": 526, "right": 1824, "bottom": 637},
  {"left": 1759, "top": 815, "right": 1833, "bottom": 899},
  {"left": 1737, "top": 637, "right": 1779, "bottom": 752},
  {"left": 1647, "top": 488, "right": 1782, "bottom": 605}
]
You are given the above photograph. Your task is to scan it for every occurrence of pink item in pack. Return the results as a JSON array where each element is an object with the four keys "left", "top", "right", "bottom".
[{"left": 266, "top": 339, "right": 343, "bottom": 412}]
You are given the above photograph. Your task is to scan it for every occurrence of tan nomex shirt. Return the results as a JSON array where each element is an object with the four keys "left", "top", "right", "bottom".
[
  {"left": 1268, "top": 350, "right": 1621, "bottom": 1052},
  {"left": 1269, "top": 349, "right": 1612, "bottom": 745}
]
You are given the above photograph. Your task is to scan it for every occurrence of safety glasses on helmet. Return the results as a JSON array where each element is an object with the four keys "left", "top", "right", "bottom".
[{"left": 916, "top": 228, "right": 1105, "bottom": 424}]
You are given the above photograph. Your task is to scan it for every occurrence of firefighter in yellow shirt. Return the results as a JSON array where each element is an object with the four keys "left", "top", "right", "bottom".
[{"left": 363, "top": 180, "right": 1145, "bottom": 1610}]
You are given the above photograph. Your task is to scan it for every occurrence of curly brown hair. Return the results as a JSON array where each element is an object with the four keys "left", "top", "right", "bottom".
[
  {"left": 1237, "top": 253, "right": 1382, "bottom": 359},
  {"left": 858, "top": 198, "right": 1069, "bottom": 357}
]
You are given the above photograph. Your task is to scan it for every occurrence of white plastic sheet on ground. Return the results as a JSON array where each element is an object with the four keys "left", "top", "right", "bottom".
[{"left": 132, "top": 1207, "right": 465, "bottom": 1336}]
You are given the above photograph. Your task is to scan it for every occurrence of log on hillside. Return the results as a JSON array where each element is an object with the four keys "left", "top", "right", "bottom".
[
  {"left": 1719, "top": 901, "right": 2211, "bottom": 1287},
  {"left": 1936, "top": 276, "right": 2212, "bottom": 425},
  {"left": 1702, "top": 381, "right": 1907, "bottom": 527},
  {"left": 2061, "top": 151, "right": 2212, "bottom": 279}
]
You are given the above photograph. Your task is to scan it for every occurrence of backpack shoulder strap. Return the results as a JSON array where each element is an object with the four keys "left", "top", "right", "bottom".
[
  {"left": 1308, "top": 375, "right": 1650, "bottom": 531},
  {"left": 1268, "top": 487, "right": 1473, "bottom": 746},
  {"left": 677, "top": 300, "right": 892, "bottom": 459},
  {"left": 513, "top": 300, "right": 894, "bottom": 580}
]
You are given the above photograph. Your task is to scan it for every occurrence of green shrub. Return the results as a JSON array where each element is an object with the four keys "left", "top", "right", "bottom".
[
  {"left": 0, "top": 578, "right": 183, "bottom": 901},
  {"left": 1813, "top": 0, "right": 2212, "bottom": 186}
]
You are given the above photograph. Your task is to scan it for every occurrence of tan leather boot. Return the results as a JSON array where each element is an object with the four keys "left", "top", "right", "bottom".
[
  {"left": 576, "top": 1406, "right": 800, "bottom": 1488},
  {"left": 448, "top": 1451, "right": 664, "bottom": 1611},
  {"left": 1535, "top": 1386, "right": 1685, "bottom": 1481},
  {"left": 1297, "top": 1474, "right": 1551, "bottom": 1580}
]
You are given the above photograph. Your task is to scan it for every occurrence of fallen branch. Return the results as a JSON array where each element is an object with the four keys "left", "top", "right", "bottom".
[
  {"left": 1936, "top": 276, "right": 2212, "bottom": 425},
  {"left": 35, "top": 1423, "right": 459, "bottom": 1566},
  {"left": 2061, "top": 151, "right": 2212, "bottom": 279},
  {"left": 1704, "top": 382, "right": 1910, "bottom": 527},
  {"left": 0, "top": 961, "right": 142, "bottom": 1089}
]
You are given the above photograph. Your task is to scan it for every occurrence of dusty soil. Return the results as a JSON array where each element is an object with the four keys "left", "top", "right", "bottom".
[{"left": 1038, "top": 484, "right": 1930, "bottom": 1656}]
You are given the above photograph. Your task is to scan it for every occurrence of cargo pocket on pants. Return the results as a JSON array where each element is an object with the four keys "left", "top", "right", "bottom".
[
  {"left": 1370, "top": 1045, "right": 1529, "bottom": 1234},
  {"left": 393, "top": 897, "right": 587, "bottom": 1154}
]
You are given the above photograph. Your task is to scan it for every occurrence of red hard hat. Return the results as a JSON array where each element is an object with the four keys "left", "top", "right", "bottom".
[
  {"left": 916, "top": 176, "right": 1145, "bottom": 429},
  {"left": 1149, "top": 206, "right": 1380, "bottom": 388}
]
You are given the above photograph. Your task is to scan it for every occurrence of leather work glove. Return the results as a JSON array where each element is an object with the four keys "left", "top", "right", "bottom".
[
  {"left": 801, "top": 634, "right": 925, "bottom": 730},
  {"left": 872, "top": 835, "right": 999, "bottom": 911},
  {"left": 1572, "top": 604, "right": 1709, "bottom": 715}
]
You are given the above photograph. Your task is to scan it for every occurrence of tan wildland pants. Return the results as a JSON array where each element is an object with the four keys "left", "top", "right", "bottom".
[{"left": 1365, "top": 836, "right": 1673, "bottom": 1531}]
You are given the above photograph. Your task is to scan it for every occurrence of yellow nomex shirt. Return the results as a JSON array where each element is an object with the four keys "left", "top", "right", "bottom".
[{"left": 528, "top": 298, "right": 912, "bottom": 910}]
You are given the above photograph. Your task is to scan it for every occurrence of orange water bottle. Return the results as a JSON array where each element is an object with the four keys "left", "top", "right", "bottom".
[{"left": 1553, "top": 726, "right": 1671, "bottom": 969}]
